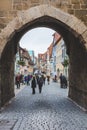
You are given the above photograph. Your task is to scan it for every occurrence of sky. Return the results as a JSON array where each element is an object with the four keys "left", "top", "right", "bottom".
[{"left": 19, "top": 27, "right": 55, "bottom": 57}]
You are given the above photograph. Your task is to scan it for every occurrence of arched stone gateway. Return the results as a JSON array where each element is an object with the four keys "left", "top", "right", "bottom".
[{"left": 0, "top": 5, "right": 87, "bottom": 110}]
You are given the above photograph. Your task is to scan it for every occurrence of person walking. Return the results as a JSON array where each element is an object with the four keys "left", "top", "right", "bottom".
[
  {"left": 38, "top": 75, "right": 44, "bottom": 93},
  {"left": 59, "top": 73, "right": 63, "bottom": 88},
  {"left": 24, "top": 75, "right": 27, "bottom": 85},
  {"left": 36, "top": 74, "right": 39, "bottom": 85},
  {"left": 27, "top": 74, "right": 31, "bottom": 86},
  {"left": 62, "top": 75, "right": 67, "bottom": 88},
  {"left": 47, "top": 75, "right": 50, "bottom": 85},
  {"left": 15, "top": 73, "right": 21, "bottom": 89},
  {"left": 54, "top": 75, "right": 57, "bottom": 82},
  {"left": 59, "top": 73, "right": 67, "bottom": 88},
  {"left": 31, "top": 75, "right": 37, "bottom": 94},
  {"left": 42, "top": 74, "right": 46, "bottom": 85}
]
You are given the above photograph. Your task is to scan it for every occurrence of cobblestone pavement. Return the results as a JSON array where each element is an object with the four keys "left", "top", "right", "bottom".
[{"left": 0, "top": 81, "right": 87, "bottom": 130}]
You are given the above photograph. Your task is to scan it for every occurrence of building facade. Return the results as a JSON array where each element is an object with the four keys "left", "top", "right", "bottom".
[
  {"left": 15, "top": 47, "right": 34, "bottom": 75},
  {"left": 52, "top": 32, "right": 69, "bottom": 79}
]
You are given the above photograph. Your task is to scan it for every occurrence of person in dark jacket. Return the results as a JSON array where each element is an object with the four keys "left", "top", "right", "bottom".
[
  {"left": 59, "top": 73, "right": 67, "bottom": 88},
  {"left": 59, "top": 73, "right": 63, "bottom": 88},
  {"left": 36, "top": 75, "right": 39, "bottom": 86},
  {"left": 27, "top": 74, "right": 31, "bottom": 86},
  {"left": 15, "top": 73, "right": 21, "bottom": 89},
  {"left": 42, "top": 74, "right": 46, "bottom": 85},
  {"left": 38, "top": 75, "right": 44, "bottom": 93},
  {"left": 62, "top": 75, "right": 67, "bottom": 88},
  {"left": 31, "top": 75, "right": 37, "bottom": 94}
]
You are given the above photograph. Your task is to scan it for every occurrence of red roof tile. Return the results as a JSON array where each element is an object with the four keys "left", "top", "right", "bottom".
[
  {"left": 53, "top": 32, "right": 61, "bottom": 45},
  {"left": 47, "top": 43, "right": 53, "bottom": 58}
]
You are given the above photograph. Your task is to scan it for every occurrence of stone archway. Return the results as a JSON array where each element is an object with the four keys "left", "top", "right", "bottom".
[{"left": 0, "top": 5, "right": 87, "bottom": 109}]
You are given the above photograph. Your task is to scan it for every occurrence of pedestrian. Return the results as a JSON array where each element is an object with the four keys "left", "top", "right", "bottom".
[
  {"left": 31, "top": 75, "right": 37, "bottom": 94},
  {"left": 24, "top": 75, "right": 27, "bottom": 85},
  {"left": 38, "top": 75, "right": 44, "bottom": 93},
  {"left": 36, "top": 74, "right": 39, "bottom": 85},
  {"left": 59, "top": 73, "right": 67, "bottom": 88},
  {"left": 62, "top": 75, "right": 67, "bottom": 88},
  {"left": 15, "top": 72, "right": 21, "bottom": 89},
  {"left": 54, "top": 75, "right": 57, "bottom": 82},
  {"left": 47, "top": 75, "right": 50, "bottom": 85},
  {"left": 59, "top": 73, "right": 63, "bottom": 88},
  {"left": 42, "top": 74, "right": 46, "bottom": 85},
  {"left": 27, "top": 74, "right": 31, "bottom": 86},
  {"left": 20, "top": 74, "right": 24, "bottom": 85}
]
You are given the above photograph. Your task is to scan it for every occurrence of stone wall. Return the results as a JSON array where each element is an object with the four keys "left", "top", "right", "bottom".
[
  {"left": 0, "top": 0, "right": 87, "bottom": 32},
  {"left": 0, "top": 2, "right": 87, "bottom": 109},
  {"left": 0, "top": 4, "right": 87, "bottom": 109}
]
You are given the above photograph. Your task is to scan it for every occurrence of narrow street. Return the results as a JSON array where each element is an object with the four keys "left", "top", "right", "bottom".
[{"left": 0, "top": 81, "right": 87, "bottom": 130}]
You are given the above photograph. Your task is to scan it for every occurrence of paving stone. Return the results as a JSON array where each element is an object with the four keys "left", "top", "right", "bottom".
[{"left": 0, "top": 81, "right": 87, "bottom": 130}]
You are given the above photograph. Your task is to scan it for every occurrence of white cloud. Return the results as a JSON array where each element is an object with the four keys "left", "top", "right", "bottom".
[{"left": 19, "top": 27, "right": 55, "bottom": 56}]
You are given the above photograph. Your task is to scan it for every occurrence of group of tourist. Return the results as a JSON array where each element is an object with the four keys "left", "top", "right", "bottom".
[
  {"left": 59, "top": 73, "right": 67, "bottom": 88},
  {"left": 15, "top": 73, "right": 32, "bottom": 89},
  {"left": 15, "top": 72, "right": 67, "bottom": 95},
  {"left": 15, "top": 73, "right": 48, "bottom": 94},
  {"left": 31, "top": 74, "right": 44, "bottom": 94}
]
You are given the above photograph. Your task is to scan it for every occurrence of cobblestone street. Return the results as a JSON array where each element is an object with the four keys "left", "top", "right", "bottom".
[{"left": 0, "top": 81, "right": 87, "bottom": 130}]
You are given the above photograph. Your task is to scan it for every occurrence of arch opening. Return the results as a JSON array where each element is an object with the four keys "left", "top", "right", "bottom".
[{"left": 0, "top": 6, "right": 87, "bottom": 110}]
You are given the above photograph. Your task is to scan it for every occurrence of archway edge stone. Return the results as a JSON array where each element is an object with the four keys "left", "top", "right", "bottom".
[{"left": 0, "top": 4, "right": 87, "bottom": 54}]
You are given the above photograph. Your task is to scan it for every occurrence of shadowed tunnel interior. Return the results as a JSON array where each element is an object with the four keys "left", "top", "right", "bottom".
[{"left": 1, "top": 16, "right": 87, "bottom": 109}]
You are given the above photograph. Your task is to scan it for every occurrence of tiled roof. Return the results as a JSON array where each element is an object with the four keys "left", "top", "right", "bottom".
[
  {"left": 53, "top": 32, "right": 61, "bottom": 45},
  {"left": 47, "top": 43, "right": 53, "bottom": 58},
  {"left": 38, "top": 43, "right": 53, "bottom": 60}
]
